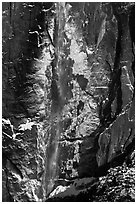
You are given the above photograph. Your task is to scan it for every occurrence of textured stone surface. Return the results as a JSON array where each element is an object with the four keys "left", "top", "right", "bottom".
[{"left": 2, "top": 2, "right": 135, "bottom": 201}]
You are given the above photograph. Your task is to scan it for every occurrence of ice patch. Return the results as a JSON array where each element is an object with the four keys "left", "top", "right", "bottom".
[{"left": 19, "top": 119, "right": 35, "bottom": 131}]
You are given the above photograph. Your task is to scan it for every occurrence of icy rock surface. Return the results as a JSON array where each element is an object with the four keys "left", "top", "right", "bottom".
[{"left": 2, "top": 2, "right": 134, "bottom": 201}]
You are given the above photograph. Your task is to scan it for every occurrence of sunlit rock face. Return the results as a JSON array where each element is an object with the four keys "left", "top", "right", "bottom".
[{"left": 2, "top": 2, "right": 135, "bottom": 201}]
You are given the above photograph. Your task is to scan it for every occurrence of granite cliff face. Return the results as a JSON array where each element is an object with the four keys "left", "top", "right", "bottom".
[{"left": 2, "top": 2, "right": 135, "bottom": 201}]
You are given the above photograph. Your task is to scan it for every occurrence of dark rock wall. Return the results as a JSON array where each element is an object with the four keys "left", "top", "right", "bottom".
[{"left": 2, "top": 2, "right": 135, "bottom": 201}]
